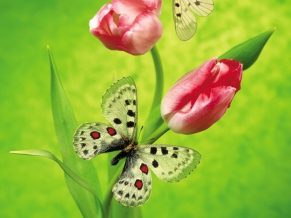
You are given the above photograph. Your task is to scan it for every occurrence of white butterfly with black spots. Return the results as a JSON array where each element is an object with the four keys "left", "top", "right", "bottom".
[
  {"left": 73, "top": 76, "right": 201, "bottom": 207},
  {"left": 173, "top": 0, "right": 214, "bottom": 41}
]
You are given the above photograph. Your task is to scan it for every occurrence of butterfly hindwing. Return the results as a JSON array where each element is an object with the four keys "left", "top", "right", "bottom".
[
  {"left": 173, "top": 0, "right": 214, "bottom": 40},
  {"left": 137, "top": 145, "right": 201, "bottom": 182},
  {"left": 112, "top": 152, "right": 152, "bottom": 207},
  {"left": 73, "top": 122, "right": 127, "bottom": 160},
  {"left": 102, "top": 77, "right": 137, "bottom": 142}
]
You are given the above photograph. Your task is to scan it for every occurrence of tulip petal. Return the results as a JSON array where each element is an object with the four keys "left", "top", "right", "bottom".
[
  {"left": 166, "top": 86, "right": 236, "bottom": 134},
  {"left": 161, "top": 58, "right": 243, "bottom": 134},
  {"left": 112, "top": 0, "right": 142, "bottom": 26},
  {"left": 161, "top": 58, "right": 217, "bottom": 118},
  {"left": 119, "top": 12, "right": 162, "bottom": 55},
  {"left": 211, "top": 59, "right": 243, "bottom": 91},
  {"left": 90, "top": 0, "right": 162, "bottom": 55}
]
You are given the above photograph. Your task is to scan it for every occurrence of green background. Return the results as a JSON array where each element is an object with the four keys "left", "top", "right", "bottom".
[{"left": 1, "top": 0, "right": 290, "bottom": 217}]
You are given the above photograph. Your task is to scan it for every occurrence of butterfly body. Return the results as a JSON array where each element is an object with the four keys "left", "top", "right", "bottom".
[
  {"left": 173, "top": 0, "right": 214, "bottom": 40},
  {"left": 73, "top": 77, "right": 201, "bottom": 206}
]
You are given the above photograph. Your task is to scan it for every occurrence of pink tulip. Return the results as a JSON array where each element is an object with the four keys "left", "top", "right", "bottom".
[
  {"left": 161, "top": 58, "right": 243, "bottom": 134},
  {"left": 89, "top": 0, "right": 163, "bottom": 55}
]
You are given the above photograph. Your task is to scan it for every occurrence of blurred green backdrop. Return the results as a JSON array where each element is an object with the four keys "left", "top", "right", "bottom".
[{"left": 1, "top": 0, "right": 290, "bottom": 217}]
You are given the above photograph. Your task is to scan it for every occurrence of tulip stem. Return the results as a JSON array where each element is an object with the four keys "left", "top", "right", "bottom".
[
  {"left": 141, "top": 45, "right": 164, "bottom": 141},
  {"left": 149, "top": 45, "right": 164, "bottom": 112},
  {"left": 147, "top": 121, "right": 170, "bottom": 144}
]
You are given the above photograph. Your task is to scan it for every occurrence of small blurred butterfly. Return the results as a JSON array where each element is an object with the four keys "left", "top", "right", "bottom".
[
  {"left": 73, "top": 76, "right": 201, "bottom": 207},
  {"left": 173, "top": 0, "right": 214, "bottom": 40}
]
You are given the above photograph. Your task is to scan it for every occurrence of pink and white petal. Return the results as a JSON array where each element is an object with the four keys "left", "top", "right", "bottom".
[
  {"left": 113, "top": 0, "right": 146, "bottom": 24},
  {"left": 211, "top": 59, "right": 243, "bottom": 91},
  {"left": 89, "top": 3, "right": 113, "bottom": 31},
  {"left": 94, "top": 34, "right": 122, "bottom": 50},
  {"left": 161, "top": 58, "right": 217, "bottom": 118},
  {"left": 119, "top": 12, "right": 162, "bottom": 55},
  {"left": 141, "top": 0, "right": 162, "bottom": 15},
  {"left": 167, "top": 86, "right": 236, "bottom": 134}
]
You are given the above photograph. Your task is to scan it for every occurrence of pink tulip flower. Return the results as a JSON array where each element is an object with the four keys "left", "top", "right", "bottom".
[
  {"left": 89, "top": 0, "right": 163, "bottom": 55},
  {"left": 161, "top": 58, "right": 243, "bottom": 134}
]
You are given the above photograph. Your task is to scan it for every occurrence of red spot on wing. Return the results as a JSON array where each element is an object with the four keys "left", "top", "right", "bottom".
[
  {"left": 107, "top": 127, "right": 117, "bottom": 136},
  {"left": 90, "top": 131, "right": 100, "bottom": 139},
  {"left": 140, "top": 164, "right": 148, "bottom": 174},
  {"left": 134, "top": 179, "right": 143, "bottom": 190}
]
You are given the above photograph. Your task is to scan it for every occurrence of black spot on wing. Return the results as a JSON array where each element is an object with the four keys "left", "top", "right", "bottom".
[
  {"left": 152, "top": 159, "right": 159, "bottom": 168},
  {"left": 127, "top": 110, "right": 135, "bottom": 117},
  {"left": 161, "top": 147, "right": 168, "bottom": 155},
  {"left": 114, "top": 118, "right": 122, "bottom": 124},
  {"left": 125, "top": 100, "right": 130, "bottom": 105},
  {"left": 150, "top": 147, "right": 157, "bottom": 154},
  {"left": 172, "top": 153, "right": 178, "bottom": 158},
  {"left": 118, "top": 190, "right": 123, "bottom": 196},
  {"left": 127, "top": 121, "right": 135, "bottom": 128}
]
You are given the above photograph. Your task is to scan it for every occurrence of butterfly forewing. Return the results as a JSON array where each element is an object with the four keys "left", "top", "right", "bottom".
[
  {"left": 73, "top": 122, "right": 127, "bottom": 160},
  {"left": 137, "top": 145, "right": 201, "bottom": 182},
  {"left": 188, "top": 0, "right": 214, "bottom": 17},
  {"left": 173, "top": 0, "right": 197, "bottom": 41},
  {"left": 113, "top": 152, "right": 152, "bottom": 207},
  {"left": 173, "top": 0, "right": 214, "bottom": 41},
  {"left": 102, "top": 77, "right": 137, "bottom": 142}
]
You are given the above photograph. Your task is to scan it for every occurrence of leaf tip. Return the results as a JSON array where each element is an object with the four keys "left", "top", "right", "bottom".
[{"left": 10, "top": 150, "right": 21, "bottom": 155}]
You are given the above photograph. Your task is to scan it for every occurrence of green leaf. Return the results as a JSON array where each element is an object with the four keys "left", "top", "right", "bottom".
[
  {"left": 219, "top": 28, "right": 275, "bottom": 70},
  {"left": 10, "top": 149, "right": 100, "bottom": 200},
  {"left": 48, "top": 46, "right": 103, "bottom": 218}
]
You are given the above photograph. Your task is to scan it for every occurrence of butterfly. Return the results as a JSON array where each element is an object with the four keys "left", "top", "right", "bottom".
[
  {"left": 73, "top": 76, "right": 201, "bottom": 207},
  {"left": 173, "top": 0, "right": 214, "bottom": 41}
]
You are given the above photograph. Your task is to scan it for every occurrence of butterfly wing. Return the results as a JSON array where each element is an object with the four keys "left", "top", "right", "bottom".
[
  {"left": 137, "top": 145, "right": 201, "bottom": 182},
  {"left": 173, "top": 0, "right": 214, "bottom": 40},
  {"left": 102, "top": 77, "right": 138, "bottom": 142},
  {"left": 73, "top": 122, "right": 127, "bottom": 160},
  {"left": 112, "top": 152, "right": 152, "bottom": 207},
  {"left": 187, "top": 0, "right": 214, "bottom": 17}
]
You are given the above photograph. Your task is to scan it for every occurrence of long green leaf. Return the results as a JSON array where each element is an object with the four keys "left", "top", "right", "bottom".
[
  {"left": 10, "top": 150, "right": 99, "bottom": 199},
  {"left": 219, "top": 28, "right": 275, "bottom": 70},
  {"left": 48, "top": 46, "right": 103, "bottom": 218}
]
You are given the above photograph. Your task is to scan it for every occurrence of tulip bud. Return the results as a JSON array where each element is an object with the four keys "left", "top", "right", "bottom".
[
  {"left": 89, "top": 0, "right": 163, "bottom": 55},
  {"left": 161, "top": 58, "right": 243, "bottom": 134}
]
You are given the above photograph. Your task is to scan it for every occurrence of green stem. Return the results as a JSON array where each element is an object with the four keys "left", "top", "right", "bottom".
[
  {"left": 141, "top": 45, "right": 164, "bottom": 141},
  {"left": 103, "top": 164, "right": 123, "bottom": 218},
  {"left": 149, "top": 45, "right": 164, "bottom": 112},
  {"left": 146, "top": 121, "right": 170, "bottom": 144}
]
